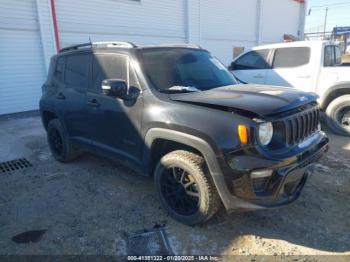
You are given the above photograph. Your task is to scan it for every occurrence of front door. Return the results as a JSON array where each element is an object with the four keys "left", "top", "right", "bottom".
[{"left": 86, "top": 53, "right": 143, "bottom": 163}]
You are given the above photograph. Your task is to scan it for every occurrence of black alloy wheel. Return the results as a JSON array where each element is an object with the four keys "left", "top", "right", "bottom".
[{"left": 160, "top": 166, "right": 200, "bottom": 216}]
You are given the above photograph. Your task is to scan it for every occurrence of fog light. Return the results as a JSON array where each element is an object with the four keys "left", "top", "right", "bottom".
[{"left": 250, "top": 169, "right": 273, "bottom": 179}]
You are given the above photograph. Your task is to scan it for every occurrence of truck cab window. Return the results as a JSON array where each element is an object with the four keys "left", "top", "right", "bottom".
[{"left": 273, "top": 47, "right": 310, "bottom": 68}]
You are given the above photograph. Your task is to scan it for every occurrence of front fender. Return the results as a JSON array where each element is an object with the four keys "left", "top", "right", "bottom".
[{"left": 143, "top": 128, "right": 262, "bottom": 210}]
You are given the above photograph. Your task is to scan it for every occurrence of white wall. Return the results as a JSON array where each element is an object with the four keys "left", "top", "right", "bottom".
[
  {"left": 261, "top": 0, "right": 301, "bottom": 44},
  {"left": 0, "top": 0, "right": 47, "bottom": 115},
  {"left": 200, "top": 0, "right": 258, "bottom": 65},
  {"left": 52, "top": 0, "right": 305, "bottom": 66},
  {"left": 200, "top": 0, "right": 305, "bottom": 65},
  {"left": 55, "top": 0, "right": 187, "bottom": 47}
]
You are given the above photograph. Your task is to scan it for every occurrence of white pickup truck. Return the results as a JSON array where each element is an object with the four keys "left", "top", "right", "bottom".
[{"left": 230, "top": 40, "right": 350, "bottom": 136}]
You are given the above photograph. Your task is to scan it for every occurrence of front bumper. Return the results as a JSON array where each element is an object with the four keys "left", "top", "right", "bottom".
[{"left": 216, "top": 132, "right": 329, "bottom": 211}]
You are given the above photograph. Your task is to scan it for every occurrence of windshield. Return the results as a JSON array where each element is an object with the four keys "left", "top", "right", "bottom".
[{"left": 138, "top": 48, "right": 238, "bottom": 92}]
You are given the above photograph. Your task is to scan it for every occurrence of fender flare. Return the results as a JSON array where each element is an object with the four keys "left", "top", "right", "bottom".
[{"left": 144, "top": 128, "right": 221, "bottom": 174}]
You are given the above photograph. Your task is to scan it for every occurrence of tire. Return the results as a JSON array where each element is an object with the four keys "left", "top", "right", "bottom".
[
  {"left": 47, "top": 119, "right": 80, "bottom": 162},
  {"left": 325, "top": 95, "right": 350, "bottom": 136},
  {"left": 154, "top": 150, "right": 221, "bottom": 225}
]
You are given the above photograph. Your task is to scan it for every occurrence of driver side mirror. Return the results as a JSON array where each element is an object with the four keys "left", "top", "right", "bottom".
[{"left": 102, "top": 79, "right": 127, "bottom": 98}]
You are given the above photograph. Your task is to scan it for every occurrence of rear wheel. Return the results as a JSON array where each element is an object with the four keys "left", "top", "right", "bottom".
[
  {"left": 154, "top": 150, "right": 221, "bottom": 225},
  {"left": 326, "top": 95, "right": 350, "bottom": 136},
  {"left": 47, "top": 119, "right": 80, "bottom": 162}
]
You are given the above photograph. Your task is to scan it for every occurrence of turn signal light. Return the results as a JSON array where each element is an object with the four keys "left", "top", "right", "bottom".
[{"left": 238, "top": 124, "right": 248, "bottom": 144}]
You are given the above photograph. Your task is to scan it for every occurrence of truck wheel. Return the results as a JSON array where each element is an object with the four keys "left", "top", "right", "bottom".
[
  {"left": 325, "top": 95, "right": 350, "bottom": 136},
  {"left": 154, "top": 150, "right": 221, "bottom": 225},
  {"left": 47, "top": 119, "right": 80, "bottom": 162}
]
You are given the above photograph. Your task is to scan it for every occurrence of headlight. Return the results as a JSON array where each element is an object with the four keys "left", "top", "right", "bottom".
[{"left": 258, "top": 122, "right": 273, "bottom": 146}]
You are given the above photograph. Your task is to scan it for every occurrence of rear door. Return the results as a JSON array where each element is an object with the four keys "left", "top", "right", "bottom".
[
  {"left": 56, "top": 52, "right": 92, "bottom": 145},
  {"left": 231, "top": 50, "right": 270, "bottom": 84},
  {"left": 265, "top": 47, "right": 314, "bottom": 91}
]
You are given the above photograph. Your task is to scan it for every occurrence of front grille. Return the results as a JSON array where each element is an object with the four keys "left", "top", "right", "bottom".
[
  {"left": 270, "top": 106, "right": 320, "bottom": 148},
  {"left": 283, "top": 107, "right": 320, "bottom": 145}
]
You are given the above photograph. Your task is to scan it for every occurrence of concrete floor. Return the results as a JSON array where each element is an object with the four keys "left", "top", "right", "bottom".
[{"left": 0, "top": 114, "right": 349, "bottom": 257}]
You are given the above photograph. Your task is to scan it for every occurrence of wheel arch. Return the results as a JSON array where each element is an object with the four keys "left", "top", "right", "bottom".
[
  {"left": 143, "top": 128, "right": 221, "bottom": 177},
  {"left": 41, "top": 110, "right": 58, "bottom": 130},
  {"left": 320, "top": 83, "right": 350, "bottom": 110}
]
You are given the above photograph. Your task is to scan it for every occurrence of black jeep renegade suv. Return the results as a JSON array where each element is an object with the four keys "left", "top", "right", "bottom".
[{"left": 40, "top": 42, "right": 329, "bottom": 225}]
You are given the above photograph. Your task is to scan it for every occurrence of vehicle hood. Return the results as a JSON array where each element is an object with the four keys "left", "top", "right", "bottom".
[{"left": 169, "top": 84, "right": 318, "bottom": 117}]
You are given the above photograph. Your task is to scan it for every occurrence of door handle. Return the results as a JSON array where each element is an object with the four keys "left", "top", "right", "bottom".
[
  {"left": 56, "top": 93, "right": 66, "bottom": 100},
  {"left": 87, "top": 99, "right": 100, "bottom": 108}
]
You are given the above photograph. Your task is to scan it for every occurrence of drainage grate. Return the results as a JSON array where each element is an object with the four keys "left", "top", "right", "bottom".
[
  {"left": 127, "top": 229, "right": 173, "bottom": 256},
  {"left": 0, "top": 158, "right": 32, "bottom": 174}
]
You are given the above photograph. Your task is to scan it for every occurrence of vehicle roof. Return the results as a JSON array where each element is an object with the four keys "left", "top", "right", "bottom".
[{"left": 252, "top": 40, "right": 336, "bottom": 50}]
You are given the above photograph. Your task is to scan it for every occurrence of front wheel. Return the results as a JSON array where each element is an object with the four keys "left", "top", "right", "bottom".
[
  {"left": 154, "top": 150, "right": 221, "bottom": 225},
  {"left": 325, "top": 95, "right": 350, "bottom": 136}
]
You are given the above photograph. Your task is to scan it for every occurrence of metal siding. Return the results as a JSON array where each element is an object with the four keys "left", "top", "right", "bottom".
[
  {"left": 55, "top": 0, "right": 187, "bottom": 47},
  {"left": 200, "top": 0, "right": 258, "bottom": 66},
  {"left": 200, "top": 0, "right": 304, "bottom": 66},
  {"left": 0, "top": 0, "right": 46, "bottom": 115},
  {"left": 262, "top": 0, "right": 301, "bottom": 43}
]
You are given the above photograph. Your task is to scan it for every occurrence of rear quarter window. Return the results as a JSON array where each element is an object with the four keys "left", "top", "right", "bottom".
[
  {"left": 54, "top": 57, "right": 65, "bottom": 84},
  {"left": 273, "top": 47, "right": 310, "bottom": 68}
]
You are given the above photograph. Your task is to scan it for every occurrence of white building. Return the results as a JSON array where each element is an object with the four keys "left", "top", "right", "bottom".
[{"left": 0, "top": 0, "right": 307, "bottom": 115}]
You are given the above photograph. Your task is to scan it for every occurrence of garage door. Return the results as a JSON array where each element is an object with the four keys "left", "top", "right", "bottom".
[{"left": 0, "top": 0, "right": 46, "bottom": 115}]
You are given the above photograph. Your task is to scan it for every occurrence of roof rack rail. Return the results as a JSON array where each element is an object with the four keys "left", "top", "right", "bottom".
[
  {"left": 59, "top": 41, "right": 137, "bottom": 53},
  {"left": 92, "top": 41, "right": 137, "bottom": 48},
  {"left": 59, "top": 43, "right": 92, "bottom": 53}
]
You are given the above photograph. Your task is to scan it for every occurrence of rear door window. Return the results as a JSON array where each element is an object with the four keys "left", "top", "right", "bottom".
[
  {"left": 65, "top": 54, "right": 90, "bottom": 89},
  {"left": 234, "top": 50, "right": 270, "bottom": 70},
  {"left": 273, "top": 47, "right": 310, "bottom": 68}
]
